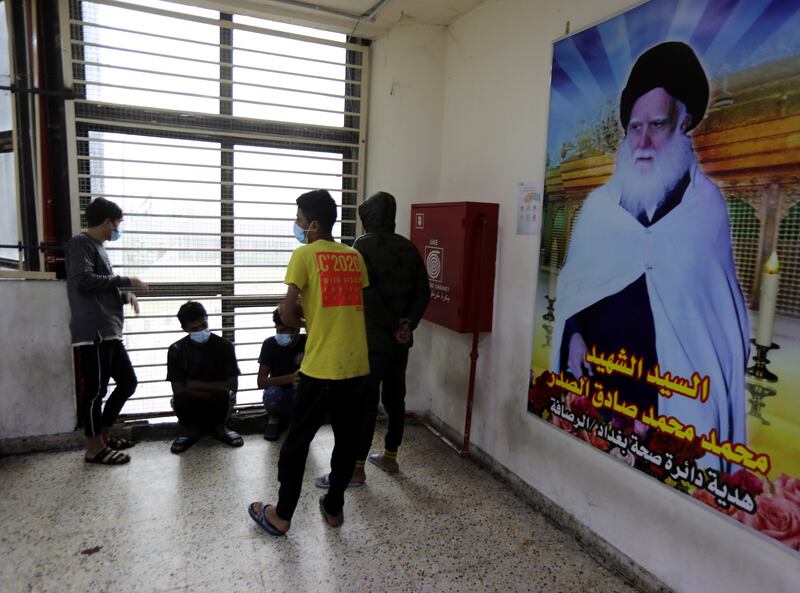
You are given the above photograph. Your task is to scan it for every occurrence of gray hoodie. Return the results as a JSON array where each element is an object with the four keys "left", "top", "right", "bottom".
[{"left": 65, "top": 233, "right": 132, "bottom": 344}]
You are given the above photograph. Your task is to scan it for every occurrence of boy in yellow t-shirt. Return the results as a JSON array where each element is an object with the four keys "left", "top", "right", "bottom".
[{"left": 248, "top": 189, "right": 369, "bottom": 535}]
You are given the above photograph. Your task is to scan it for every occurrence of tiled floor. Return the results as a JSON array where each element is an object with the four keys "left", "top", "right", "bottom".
[{"left": 0, "top": 424, "right": 641, "bottom": 593}]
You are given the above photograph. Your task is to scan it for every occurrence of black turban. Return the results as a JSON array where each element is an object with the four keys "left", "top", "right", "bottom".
[{"left": 619, "top": 41, "right": 709, "bottom": 132}]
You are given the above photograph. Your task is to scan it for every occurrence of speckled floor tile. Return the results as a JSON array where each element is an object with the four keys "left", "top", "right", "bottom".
[{"left": 0, "top": 425, "right": 642, "bottom": 593}]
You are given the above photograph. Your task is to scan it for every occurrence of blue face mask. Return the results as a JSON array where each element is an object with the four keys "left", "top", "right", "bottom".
[
  {"left": 189, "top": 329, "right": 211, "bottom": 344},
  {"left": 110, "top": 226, "right": 122, "bottom": 241},
  {"left": 293, "top": 222, "right": 309, "bottom": 244},
  {"left": 275, "top": 333, "right": 295, "bottom": 347}
]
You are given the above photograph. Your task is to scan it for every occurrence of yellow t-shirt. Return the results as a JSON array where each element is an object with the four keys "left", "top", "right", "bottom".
[{"left": 284, "top": 239, "right": 370, "bottom": 380}]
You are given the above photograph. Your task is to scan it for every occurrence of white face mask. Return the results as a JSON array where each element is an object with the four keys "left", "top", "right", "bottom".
[
  {"left": 189, "top": 329, "right": 211, "bottom": 344},
  {"left": 275, "top": 334, "right": 294, "bottom": 347},
  {"left": 293, "top": 222, "right": 309, "bottom": 244}
]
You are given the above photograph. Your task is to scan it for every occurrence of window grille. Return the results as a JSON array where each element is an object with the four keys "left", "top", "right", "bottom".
[
  {"left": 551, "top": 206, "right": 566, "bottom": 268},
  {"left": 0, "top": 0, "right": 17, "bottom": 267},
  {"left": 63, "top": 0, "right": 369, "bottom": 417},
  {"left": 777, "top": 201, "right": 800, "bottom": 318},
  {"left": 726, "top": 197, "right": 760, "bottom": 307},
  {"left": 540, "top": 200, "right": 552, "bottom": 263},
  {"left": 566, "top": 201, "right": 583, "bottom": 254}
]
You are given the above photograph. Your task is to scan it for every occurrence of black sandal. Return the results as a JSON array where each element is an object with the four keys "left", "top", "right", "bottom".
[
  {"left": 216, "top": 430, "right": 243, "bottom": 447},
  {"left": 85, "top": 446, "right": 130, "bottom": 465},
  {"left": 107, "top": 436, "right": 135, "bottom": 450},
  {"left": 170, "top": 435, "right": 198, "bottom": 454}
]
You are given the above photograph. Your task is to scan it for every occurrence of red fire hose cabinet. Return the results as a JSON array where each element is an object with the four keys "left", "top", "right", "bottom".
[{"left": 410, "top": 202, "right": 499, "bottom": 333}]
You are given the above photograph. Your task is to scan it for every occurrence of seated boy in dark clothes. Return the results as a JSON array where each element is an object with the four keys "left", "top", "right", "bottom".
[
  {"left": 167, "top": 301, "right": 243, "bottom": 453},
  {"left": 257, "top": 308, "right": 306, "bottom": 441}
]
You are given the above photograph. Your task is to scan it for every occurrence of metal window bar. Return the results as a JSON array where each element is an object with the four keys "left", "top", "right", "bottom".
[
  {"left": 78, "top": 194, "right": 359, "bottom": 211},
  {"left": 75, "top": 136, "right": 359, "bottom": 162},
  {"left": 76, "top": 156, "right": 359, "bottom": 178},
  {"left": 72, "top": 80, "right": 362, "bottom": 117},
  {"left": 125, "top": 340, "right": 267, "bottom": 352},
  {"left": 135, "top": 356, "right": 261, "bottom": 368},
  {"left": 103, "top": 213, "right": 313, "bottom": 221},
  {"left": 72, "top": 54, "right": 363, "bottom": 88},
  {"left": 73, "top": 115, "right": 361, "bottom": 146},
  {"left": 76, "top": 174, "right": 359, "bottom": 193},
  {"left": 76, "top": 0, "right": 368, "bottom": 51},
  {"left": 128, "top": 309, "right": 272, "bottom": 320},
  {"left": 64, "top": 0, "right": 370, "bottom": 418},
  {"left": 71, "top": 37, "right": 363, "bottom": 70}
]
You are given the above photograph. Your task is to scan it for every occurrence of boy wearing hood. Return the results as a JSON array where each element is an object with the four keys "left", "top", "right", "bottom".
[{"left": 316, "top": 191, "right": 430, "bottom": 488}]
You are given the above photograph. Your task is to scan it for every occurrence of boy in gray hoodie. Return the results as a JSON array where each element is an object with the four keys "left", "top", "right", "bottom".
[{"left": 66, "top": 197, "right": 148, "bottom": 464}]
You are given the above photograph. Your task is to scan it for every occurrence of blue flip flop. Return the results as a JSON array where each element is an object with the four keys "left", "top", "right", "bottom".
[{"left": 248, "top": 502, "right": 287, "bottom": 536}]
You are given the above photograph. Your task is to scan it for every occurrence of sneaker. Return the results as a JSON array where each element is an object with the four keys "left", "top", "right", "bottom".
[{"left": 314, "top": 472, "right": 365, "bottom": 489}]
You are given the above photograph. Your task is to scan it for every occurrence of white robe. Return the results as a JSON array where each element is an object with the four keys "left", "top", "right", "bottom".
[{"left": 551, "top": 159, "right": 750, "bottom": 463}]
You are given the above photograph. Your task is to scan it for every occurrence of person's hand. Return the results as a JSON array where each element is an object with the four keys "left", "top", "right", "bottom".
[
  {"left": 568, "top": 332, "right": 593, "bottom": 379},
  {"left": 291, "top": 372, "right": 300, "bottom": 389},
  {"left": 394, "top": 319, "right": 412, "bottom": 344},
  {"left": 128, "top": 293, "right": 140, "bottom": 315},
  {"left": 130, "top": 277, "right": 149, "bottom": 291}
]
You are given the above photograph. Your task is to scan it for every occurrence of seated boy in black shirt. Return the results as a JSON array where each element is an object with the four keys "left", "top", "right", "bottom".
[
  {"left": 257, "top": 308, "right": 306, "bottom": 441},
  {"left": 167, "top": 301, "right": 243, "bottom": 453}
]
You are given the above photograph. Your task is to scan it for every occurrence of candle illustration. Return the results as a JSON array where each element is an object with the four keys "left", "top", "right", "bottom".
[{"left": 756, "top": 251, "right": 780, "bottom": 347}]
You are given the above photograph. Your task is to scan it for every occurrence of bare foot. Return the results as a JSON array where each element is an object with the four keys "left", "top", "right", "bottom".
[
  {"left": 351, "top": 467, "right": 366, "bottom": 484},
  {"left": 264, "top": 504, "right": 291, "bottom": 533},
  {"left": 368, "top": 453, "right": 399, "bottom": 474},
  {"left": 84, "top": 435, "right": 107, "bottom": 460},
  {"left": 319, "top": 496, "right": 343, "bottom": 528}
]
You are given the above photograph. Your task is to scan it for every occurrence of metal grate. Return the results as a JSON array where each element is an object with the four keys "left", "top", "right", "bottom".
[
  {"left": 540, "top": 200, "right": 552, "bottom": 264},
  {"left": 551, "top": 206, "right": 566, "bottom": 268},
  {"left": 726, "top": 197, "right": 760, "bottom": 307},
  {"left": 566, "top": 201, "right": 583, "bottom": 257},
  {"left": 63, "top": 0, "right": 369, "bottom": 416},
  {"left": 777, "top": 201, "right": 800, "bottom": 318}
]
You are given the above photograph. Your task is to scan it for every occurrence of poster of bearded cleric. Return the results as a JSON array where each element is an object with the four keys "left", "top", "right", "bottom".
[{"left": 528, "top": 0, "right": 800, "bottom": 552}]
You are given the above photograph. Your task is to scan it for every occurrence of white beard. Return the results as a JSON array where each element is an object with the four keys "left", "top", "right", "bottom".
[{"left": 615, "top": 132, "right": 694, "bottom": 221}]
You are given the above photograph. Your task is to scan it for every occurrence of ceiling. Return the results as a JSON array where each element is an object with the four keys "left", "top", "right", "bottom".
[{"left": 172, "top": 0, "right": 486, "bottom": 38}]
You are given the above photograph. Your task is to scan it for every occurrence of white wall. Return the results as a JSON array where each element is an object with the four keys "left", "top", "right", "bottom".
[
  {"left": 366, "top": 1, "right": 800, "bottom": 592},
  {"left": 365, "top": 23, "right": 448, "bottom": 411},
  {"left": 366, "top": 23, "right": 448, "bottom": 236},
  {"left": 0, "top": 280, "right": 76, "bottom": 439}
]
